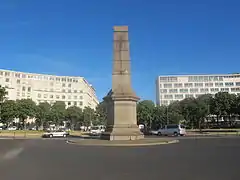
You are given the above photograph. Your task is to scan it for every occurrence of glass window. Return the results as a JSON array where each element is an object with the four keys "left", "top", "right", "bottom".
[
  {"left": 74, "top": 96, "right": 77, "bottom": 99},
  {"left": 169, "top": 89, "right": 178, "bottom": 93},
  {"left": 220, "top": 88, "right": 229, "bottom": 92},
  {"left": 225, "top": 82, "right": 234, "bottom": 86},
  {"left": 163, "top": 84, "right": 172, "bottom": 88},
  {"left": 194, "top": 83, "right": 203, "bottom": 87},
  {"left": 28, "top": 87, "right": 31, "bottom": 92},
  {"left": 174, "top": 83, "right": 182, "bottom": 88},
  {"left": 62, "top": 95, "right": 65, "bottom": 99},
  {"left": 164, "top": 95, "right": 173, "bottom": 99},
  {"left": 68, "top": 96, "right": 71, "bottom": 99},
  {"left": 68, "top": 89, "right": 71, "bottom": 93},
  {"left": 68, "top": 84, "right": 71, "bottom": 87},
  {"left": 62, "top": 83, "right": 65, "bottom": 87},
  {"left": 50, "top": 95, "right": 53, "bottom": 98},
  {"left": 56, "top": 95, "right": 60, "bottom": 99},
  {"left": 185, "top": 94, "right": 194, "bottom": 98},
  {"left": 62, "top": 89, "right": 65, "bottom": 92},
  {"left": 38, "top": 94, "right": 41, "bottom": 98},
  {"left": 79, "top": 96, "right": 83, "bottom": 99},
  {"left": 190, "top": 88, "right": 198, "bottom": 93},
  {"left": 74, "top": 102, "right": 77, "bottom": 106},
  {"left": 22, "top": 87, "right": 26, "bottom": 91},
  {"left": 80, "top": 90, "right": 83, "bottom": 93},
  {"left": 79, "top": 101, "right": 83, "bottom": 106},
  {"left": 68, "top": 102, "right": 71, "bottom": 105},
  {"left": 236, "top": 82, "right": 240, "bottom": 86},
  {"left": 179, "top": 89, "right": 188, "bottom": 93},
  {"left": 17, "top": 79, "right": 20, "bottom": 84},
  {"left": 215, "top": 83, "right": 223, "bottom": 87},
  {"left": 160, "top": 89, "right": 167, "bottom": 93},
  {"left": 5, "top": 78, "right": 10, "bottom": 82},
  {"left": 44, "top": 94, "right": 47, "bottom": 98},
  {"left": 184, "top": 83, "right": 193, "bottom": 87},
  {"left": 175, "top": 94, "right": 183, "bottom": 99}
]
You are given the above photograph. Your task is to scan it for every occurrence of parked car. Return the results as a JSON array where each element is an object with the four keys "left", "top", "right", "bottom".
[
  {"left": 90, "top": 126, "right": 105, "bottom": 136},
  {"left": 7, "top": 126, "right": 17, "bottom": 130},
  {"left": 152, "top": 124, "right": 186, "bottom": 136},
  {"left": 42, "top": 130, "right": 69, "bottom": 138}
]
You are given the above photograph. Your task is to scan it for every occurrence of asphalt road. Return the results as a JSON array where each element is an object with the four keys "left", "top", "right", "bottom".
[{"left": 0, "top": 137, "right": 239, "bottom": 180}]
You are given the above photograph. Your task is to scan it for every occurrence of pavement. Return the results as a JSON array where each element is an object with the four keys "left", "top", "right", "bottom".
[{"left": 0, "top": 137, "right": 240, "bottom": 180}]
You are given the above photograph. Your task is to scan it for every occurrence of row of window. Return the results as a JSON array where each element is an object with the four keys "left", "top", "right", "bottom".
[
  {"left": 161, "top": 87, "right": 240, "bottom": 94},
  {"left": 161, "top": 82, "right": 239, "bottom": 89},
  {"left": 159, "top": 75, "right": 240, "bottom": 83},
  {"left": 0, "top": 72, "right": 80, "bottom": 83},
  {"left": 37, "top": 100, "right": 83, "bottom": 106},
  {"left": 37, "top": 93, "right": 83, "bottom": 100}
]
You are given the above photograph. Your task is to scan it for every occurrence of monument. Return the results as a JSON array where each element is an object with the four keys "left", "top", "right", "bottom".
[{"left": 101, "top": 26, "right": 144, "bottom": 140}]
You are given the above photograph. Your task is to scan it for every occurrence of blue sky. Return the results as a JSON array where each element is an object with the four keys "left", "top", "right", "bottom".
[{"left": 0, "top": 0, "right": 240, "bottom": 102}]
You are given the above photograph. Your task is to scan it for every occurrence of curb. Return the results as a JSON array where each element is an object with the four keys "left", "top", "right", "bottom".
[{"left": 66, "top": 139, "right": 179, "bottom": 147}]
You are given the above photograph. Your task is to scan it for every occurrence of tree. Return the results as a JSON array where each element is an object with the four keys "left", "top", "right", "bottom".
[
  {"left": 65, "top": 106, "right": 83, "bottom": 130},
  {"left": 137, "top": 100, "right": 155, "bottom": 128},
  {"left": 16, "top": 99, "right": 37, "bottom": 129},
  {"left": 94, "top": 101, "right": 107, "bottom": 126},
  {"left": 49, "top": 101, "right": 66, "bottom": 126},
  {"left": 35, "top": 102, "right": 51, "bottom": 130},
  {"left": 83, "top": 106, "right": 96, "bottom": 126},
  {"left": 152, "top": 105, "right": 167, "bottom": 129},
  {"left": 0, "top": 100, "right": 16, "bottom": 126},
  {"left": 0, "top": 85, "right": 8, "bottom": 122},
  {"left": 167, "top": 101, "right": 184, "bottom": 125}
]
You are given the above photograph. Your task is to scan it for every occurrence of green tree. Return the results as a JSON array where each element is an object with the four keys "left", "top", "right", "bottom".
[
  {"left": 35, "top": 102, "right": 51, "bottom": 130},
  {"left": 95, "top": 101, "right": 107, "bottom": 126},
  {"left": 167, "top": 101, "right": 184, "bottom": 124},
  {"left": 16, "top": 99, "right": 37, "bottom": 129},
  {"left": 137, "top": 100, "right": 155, "bottom": 128},
  {"left": 83, "top": 106, "right": 96, "bottom": 126},
  {"left": 49, "top": 101, "right": 66, "bottom": 126},
  {"left": 0, "top": 100, "right": 17, "bottom": 126},
  {"left": 211, "top": 92, "right": 234, "bottom": 125},
  {"left": 65, "top": 106, "right": 83, "bottom": 130},
  {"left": 152, "top": 105, "right": 167, "bottom": 129},
  {"left": 0, "top": 85, "right": 8, "bottom": 122}
]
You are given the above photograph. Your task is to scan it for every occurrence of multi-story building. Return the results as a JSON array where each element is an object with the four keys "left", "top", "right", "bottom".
[
  {"left": 0, "top": 69, "right": 99, "bottom": 110},
  {"left": 156, "top": 73, "right": 240, "bottom": 106}
]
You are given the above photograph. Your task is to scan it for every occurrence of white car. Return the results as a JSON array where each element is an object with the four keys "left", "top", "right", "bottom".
[
  {"left": 154, "top": 124, "right": 186, "bottom": 136},
  {"left": 7, "top": 126, "right": 17, "bottom": 130},
  {"left": 42, "top": 130, "right": 69, "bottom": 138},
  {"left": 90, "top": 126, "right": 105, "bottom": 136}
]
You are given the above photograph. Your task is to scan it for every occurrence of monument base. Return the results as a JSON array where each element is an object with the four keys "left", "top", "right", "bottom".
[{"left": 101, "top": 125, "right": 144, "bottom": 141}]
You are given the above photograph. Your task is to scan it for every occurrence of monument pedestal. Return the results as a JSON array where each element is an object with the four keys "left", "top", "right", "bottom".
[{"left": 100, "top": 93, "right": 144, "bottom": 141}]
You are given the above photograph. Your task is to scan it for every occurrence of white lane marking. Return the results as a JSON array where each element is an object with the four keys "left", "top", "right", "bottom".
[{"left": 2, "top": 147, "right": 24, "bottom": 160}]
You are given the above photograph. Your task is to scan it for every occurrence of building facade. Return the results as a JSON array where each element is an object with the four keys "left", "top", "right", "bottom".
[
  {"left": 0, "top": 69, "right": 99, "bottom": 110},
  {"left": 156, "top": 73, "right": 240, "bottom": 106}
]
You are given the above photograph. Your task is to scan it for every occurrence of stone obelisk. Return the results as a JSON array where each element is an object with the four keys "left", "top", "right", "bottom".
[{"left": 101, "top": 26, "right": 144, "bottom": 140}]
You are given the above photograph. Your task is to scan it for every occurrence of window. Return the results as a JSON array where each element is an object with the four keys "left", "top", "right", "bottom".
[
  {"left": 5, "top": 78, "right": 10, "bottom": 82},
  {"left": 50, "top": 95, "right": 53, "bottom": 98},
  {"left": 56, "top": 78, "right": 60, "bottom": 81},
  {"left": 205, "top": 83, "right": 213, "bottom": 87},
  {"left": 163, "top": 84, "right": 172, "bottom": 88},
  {"left": 185, "top": 94, "right": 194, "bottom": 98},
  {"left": 184, "top": 83, "right": 193, "bottom": 88},
  {"left": 169, "top": 89, "right": 178, "bottom": 93},
  {"left": 62, "top": 83, "right": 65, "bottom": 87},
  {"left": 22, "top": 86, "right": 26, "bottom": 91},
  {"left": 44, "top": 94, "right": 47, "bottom": 98},
  {"left": 74, "top": 102, "right": 77, "bottom": 106},
  {"left": 79, "top": 96, "right": 83, "bottom": 99},
  {"left": 56, "top": 95, "right": 60, "bottom": 99},
  {"left": 160, "top": 89, "right": 167, "bottom": 93},
  {"left": 200, "top": 88, "right": 209, "bottom": 93},
  {"left": 68, "top": 96, "right": 71, "bottom": 99},
  {"left": 225, "top": 82, "right": 234, "bottom": 86},
  {"left": 28, "top": 87, "right": 31, "bottom": 92},
  {"left": 231, "top": 88, "right": 240, "bottom": 92},
  {"left": 236, "top": 82, "right": 240, "bottom": 86},
  {"left": 74, "top": 96, "right": 77, "bottom": 99},
  {"left": 68, "top": 89, "right": 71, "bottom": 93},
  {"left": 22, "top": 93, "right": 25, "bottom": 97},
  {"left": 5, "top": 72, "right": 10, "bottom": 76},
  {"left": 80, "top": 90, "right": 83, "bottom": 93},
  {"left": 79, "top": 101, "right": 83, "bottom": 106},
  {"left": 62, "top": 95, "right": 65, "bottom": 99},
  {"left": 62, "top": 89, "right": 65, "bottom": 93},
  {"left": 174, "top": 83, "right": 182, "bottom": 88},
  {"left": 220, "top": 88, "right": 229, "bottom": 92},
  {"left": 210, "top": 88, "right": 219, "bottom": 92},
  {"left": 0, "top": 71, "right": 3, "bottom": 76},
  {"left": 68, "top": 84, "right": 71, "bottom": 87},
  {"left": 215, "top": 83, "right": 223, "bottom": 87},
  {"left": 190, "top": 88, "right": 198, "bottom": 93},
  {"left": 74, "top": 90, "right": 77, "bottom": 93},
  {"left": 175, "top": 94, "right": 183, "bottom": 99},
  {"left": 179, "top": 89, "right": 188, "bottom": 93},
  {"left": 38, "top": 94, "right": 41, "bottom": 98},
  {"left": 17, "top": 92, "right": 20, "bottom": 96},
  {"left": 50, "top": 82, "right": 54, "bottom": 86},
  {"left": 194, "top": 83, "right": 203, "bottom": 87},
  {"left": 68, "top": 102, "right": 71, "bottom": 106},
  {"left": 164, "top": 95, "right": 173, "bottom": 99},
  {"left": 62, "top": 78, "right": 66, "bottom": 82},
  {"left": 17, "top": 79, "right": 20, "bottom": 84}
]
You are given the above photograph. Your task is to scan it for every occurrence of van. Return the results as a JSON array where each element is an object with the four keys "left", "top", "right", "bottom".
[{"left": 157, "top": 124, "right": 186, "bottom": 136}]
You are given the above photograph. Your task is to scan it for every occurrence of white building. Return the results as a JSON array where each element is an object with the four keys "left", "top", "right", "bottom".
[
  {"left": 0, "top": 69, "right": 99, "bottom": 110},
  {"left": 156, "top": 73, "right": 240, "bottom": 106}
]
